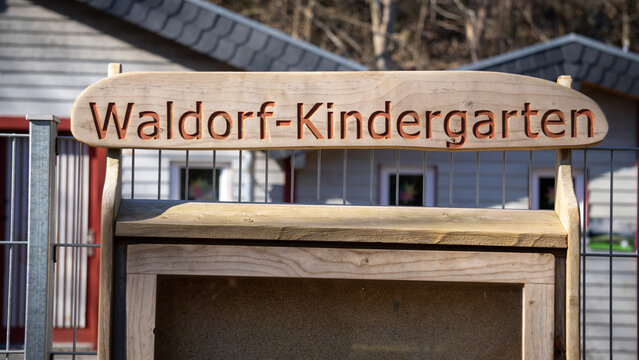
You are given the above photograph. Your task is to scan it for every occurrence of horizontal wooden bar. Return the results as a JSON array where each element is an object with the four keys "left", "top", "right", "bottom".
[
  {"left": 115, "top": 200, "right": 568, "bottom": 248},
  {"left": 127, "top": 244, "right": 556, "bottom": 284}
]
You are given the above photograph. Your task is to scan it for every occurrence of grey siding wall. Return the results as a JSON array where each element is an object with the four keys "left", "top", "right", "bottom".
[
  {"left": 1, "top": 0, "right": 291, "bottom": 202},
  {"left": 0, "top": 0, "right": 235, "bottom": 117},
  {"left": 252, "top": 150, "right": 286, "bottom": 203}
]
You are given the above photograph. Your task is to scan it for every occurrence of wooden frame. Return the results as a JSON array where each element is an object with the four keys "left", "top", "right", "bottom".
[
  {"left": 91, "top": 68, "right": 587, "bottom": 360},
  {"left": 114, "top": 201, "right": 568, "bottom": 248},
  {"left": 125, "top": 244, "right": 555, "bottom": 360}
]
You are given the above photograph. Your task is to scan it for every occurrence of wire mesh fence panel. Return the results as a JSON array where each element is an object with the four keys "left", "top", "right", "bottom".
[
  {"left": 1, "top": 135, "right": 637, "bottom": 359},
  {"left": 51, "top": 138, "right": 96, "bottom": 359},
  {"left": 580, "top": 148, "right": 639, "bottom": 360},
  {"left": 0, "top": 132, "right": 97, "bottom": 359},
  {"left": 123, "top": 146, "right": 639, "bottom": 359},
  {"left": 0, "top": 134, "right": 29, "bottom": 359}
]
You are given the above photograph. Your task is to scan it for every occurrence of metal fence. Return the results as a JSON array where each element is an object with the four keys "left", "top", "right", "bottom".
[
  {"left": 1, "top": 116, "right": 96, "bottom": 360},
  {"left": 1, "top": 131, "right": 29, "bottom": 359},
  {"left": 2, "top": 117, "right": 638, "bottom": 359}
]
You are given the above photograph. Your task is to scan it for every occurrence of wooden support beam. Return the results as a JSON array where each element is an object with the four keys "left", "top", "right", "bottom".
[
  {"left": 555, "top": 75, "right": 581, "bottom": 360},
  {"left": 126, "top": 244, "right": 555, "bottom": 359},
  {"left": 97, "top": 63, "right": 123, "bottom": 360},
  {"left": 115, "top": 200, "right": 569, "bottom": 248}
]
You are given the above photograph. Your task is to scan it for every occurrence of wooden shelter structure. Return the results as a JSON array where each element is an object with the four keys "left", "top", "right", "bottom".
[{"left": 71, "top": 65, "right": 608, "bottom": 359}]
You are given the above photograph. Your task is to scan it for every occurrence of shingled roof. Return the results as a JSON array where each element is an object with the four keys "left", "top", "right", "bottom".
[
  {"left": 76, "top": 0, "right": 366, "bottom": 71},
  {"left": 459, "top": 33, "right": 639, "bottom": 97}
]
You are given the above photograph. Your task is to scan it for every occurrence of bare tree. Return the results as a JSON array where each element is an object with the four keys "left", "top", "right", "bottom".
[
  {"left": 370, "top": 0, "right": 397, "bottom": 70},
  {"left": 454, "top": 0, "right": 487, "bottom": 62}
]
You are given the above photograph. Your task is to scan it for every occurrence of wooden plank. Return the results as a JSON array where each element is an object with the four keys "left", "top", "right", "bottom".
[
  {"left": 554, "top": 256, "right": 566, "bottom": 360},
  {"left": 585, "top": 324, "right": 637, "bottom": 339},
  {"left": 555, "top": 76, "right": 582, "bottom": 360},
  {"left": 2, "top": 73, "right": 105, "bottom": 87},
  {"left": 0, "top": 100, "right": 72, "bottom": 119},
  {"left": 5, "top": 0, "right": 32, "bottom": 5},
  {"left": 97, "top": 63, "right": 122, "bottom": 360},
  {"left": 0, "top": 58, "right": 155, "bottom": 75},
  {"left": 127, "top": 244, "right": 556, "bottom": 284},
  {"left": 1, "top": 3, "right": 62, "bottom": 19},
  {"left": 0, "top": 32, "right": 133, "bottom": 49},
  {"left": 126, "top": 274, "right": 156, "bottom": 360},
  {"left": 522, "top": 283, "right": 555, "bottom": 360},
  {"left": 0, "top": 18, "right": 99, "bottom": 33},
  {"left": 584, "top": 339, "right": 638, "bottom": 354},
  {"left": 556, "top": 148, "right": 580, "bottom": 360},
  {"left": 0, "top": 45, "right": 173, "bottom": 63},
  {"left": 70, "top": 71, "right": 608, "bottom": 150},
  {"left": 586, "top": 312, "right": 636, "bottom": 326},
  {"left": 115, "top": 200, "right": 568, "bottom": 248},
  {"left": 0, "top": 86, "right": 81, "bottom": 101}
]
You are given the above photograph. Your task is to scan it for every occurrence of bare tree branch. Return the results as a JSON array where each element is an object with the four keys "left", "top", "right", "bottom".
[
  {"left": 414, "top": 0, "right": 429, "bottom": 69},
  {"left": 518, "top": 3, "right": 549, "bottom": 42},
  {"left": 302, "top": 0, "right": 316, "bottom": 42},
  {"left": 312, "top": 17, "right": 347, "bottom": 53},
  {"left": 370, "top": 0, "right": 397, "bottom": 70}
]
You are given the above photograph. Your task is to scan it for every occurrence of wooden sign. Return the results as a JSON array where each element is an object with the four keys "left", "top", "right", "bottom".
[{"left": 71, "top": 71, "right": 608, "bottom": 150}]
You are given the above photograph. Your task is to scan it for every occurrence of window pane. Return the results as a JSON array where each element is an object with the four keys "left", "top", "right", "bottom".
[
  {"left": 537, "top": 177, "right": 555, "bottom": 210},
  {"left": 180, "top": 168, "right": 221, "bottom": 201},
  {"left": 389, "top": 175, "right": 423, "bottom": 206}
]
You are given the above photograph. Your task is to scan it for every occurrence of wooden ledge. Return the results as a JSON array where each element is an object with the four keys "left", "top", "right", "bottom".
[{"left": 115, "top": 200, "right": 568, "bottom": 248}]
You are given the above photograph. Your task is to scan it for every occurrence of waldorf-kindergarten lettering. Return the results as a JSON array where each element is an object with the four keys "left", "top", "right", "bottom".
[{"left": 89, "top": 100, "right": 594, "bottom": 149}]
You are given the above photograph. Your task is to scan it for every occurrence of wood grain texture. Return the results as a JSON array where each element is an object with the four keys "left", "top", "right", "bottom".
[
  {"left": 523, "top": 283, "right": 555, "bottom": 360},
  {"left": 127, "top": 244, "right": 556, "bottom": 284},
  {"left": 554, "top": 256, "right": 567, "bottom": 359},
  {"left": 555, "top": 148, "right": 580, "bottom": 360},
  {"left": 555, "top": 75, "right": 580, "bottom": 360},
  {"left": 98, "top": 148, "right": 121, "bottom": 360},
  {"left": 126, "top": 274, "right": 156, "bottom": 360},
  {"left": 115, "top": 200, "right": 568, "bottom": 248},
  {"left": 71, "top": 71, "right": 608, "bottom": 150},
  {"left": 98, "top": 62, "right": 123, "bottom": 360},
  {"left": 107, "top": 63, "right": 121, "bottom": 78}
]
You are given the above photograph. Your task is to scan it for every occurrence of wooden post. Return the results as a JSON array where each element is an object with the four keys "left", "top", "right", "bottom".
[
  {"left": 97, "top": 63, "right": 123, "bottom": 360},
  {"left": 24, "top": 115, "right": 59, "bottom": 359},
  {"left": 555, "top": 75, "right": 580, "bottom": 360}
]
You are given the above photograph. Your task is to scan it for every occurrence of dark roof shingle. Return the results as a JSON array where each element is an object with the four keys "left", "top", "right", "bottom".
[
  {"left": 77, "top": 0, "right": 366, "bottom": 72},
  {"left": 459, "top": 33, "right": 639, "bottom": 97}
]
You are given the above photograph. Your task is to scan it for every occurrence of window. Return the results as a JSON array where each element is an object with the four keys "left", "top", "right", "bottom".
[
  {"left": 170, "top": 164, "right": 232, "bottom": 201},
  {"left": 531, "top": 169, "right": 583, "bottom": 211},
  {"left": 379, "top": 166, "right": 436, "bottom": 206},
  {"left": 179, "top": 168, "right": 222, "bottom": 201}
]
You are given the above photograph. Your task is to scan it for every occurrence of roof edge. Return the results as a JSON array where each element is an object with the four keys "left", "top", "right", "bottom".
[
  {"left": 457, "top": 33, "right": 639, "bottom": 70},
  {"left": 187, "top": 0, "right": 367, "bottom": 71}
]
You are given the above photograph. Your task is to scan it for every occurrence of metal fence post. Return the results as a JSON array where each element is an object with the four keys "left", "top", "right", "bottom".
[{"left": 24, "top": 114, "right": 58, "bottom": 359}]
